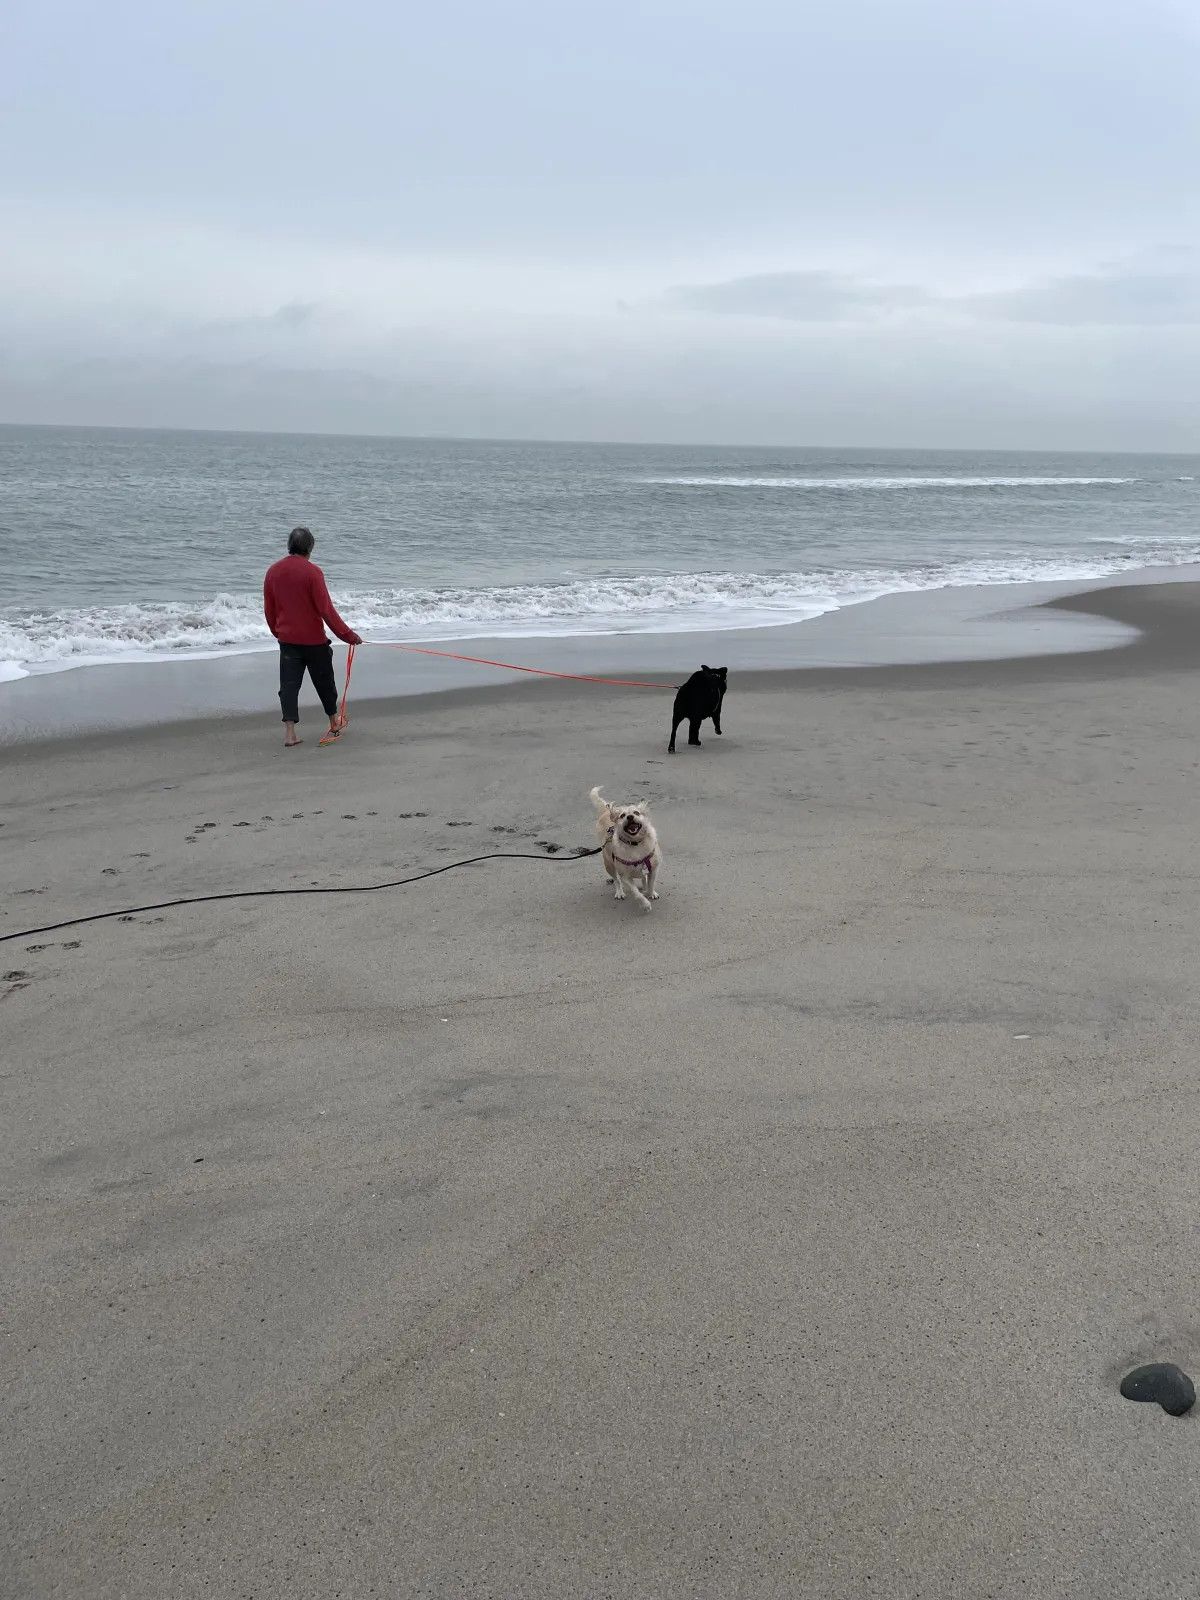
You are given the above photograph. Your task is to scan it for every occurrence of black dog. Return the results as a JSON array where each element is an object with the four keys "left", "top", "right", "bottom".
[{"left": 668, "top": 665, "right": 728, "bottom": 752}]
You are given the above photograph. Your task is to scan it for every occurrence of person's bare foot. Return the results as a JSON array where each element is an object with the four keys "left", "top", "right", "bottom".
[{"left": 285, "top": 736, "right": 303, "bottom": 747}]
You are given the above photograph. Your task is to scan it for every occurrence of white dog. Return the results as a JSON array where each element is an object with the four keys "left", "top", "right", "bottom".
[{"left": 589, "top": 786, "right": 662, "bottom": 911}]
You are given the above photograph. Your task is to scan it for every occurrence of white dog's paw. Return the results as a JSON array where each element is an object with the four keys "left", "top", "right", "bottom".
[
  {"left": 613, "top": 885, "right": 626, "bottom": 900},
  {"left": 650, "top": 889, "right": 660, "bottom": 900}
]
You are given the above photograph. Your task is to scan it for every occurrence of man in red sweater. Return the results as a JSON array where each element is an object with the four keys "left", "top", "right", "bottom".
[{"left": 263, "top": 527, "right": 363, "bottom": 746}]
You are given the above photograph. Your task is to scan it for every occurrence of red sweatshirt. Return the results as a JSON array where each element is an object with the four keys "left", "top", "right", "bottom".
[{"left": 263, "top": 555, "right": 358, "bottom": 646}]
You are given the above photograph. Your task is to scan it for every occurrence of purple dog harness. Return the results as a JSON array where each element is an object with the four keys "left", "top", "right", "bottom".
[{"left": 607, "top": 826, "right": 654, "bottom": 874}]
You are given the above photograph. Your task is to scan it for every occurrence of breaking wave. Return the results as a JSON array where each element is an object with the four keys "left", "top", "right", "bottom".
[{"left": 5, "top": 541, "right": 1200, "bottom": 674}]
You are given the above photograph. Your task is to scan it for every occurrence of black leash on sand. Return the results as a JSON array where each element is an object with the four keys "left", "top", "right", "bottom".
[{"left": 0, "top": 846, "right": 604, "bottom": 946}]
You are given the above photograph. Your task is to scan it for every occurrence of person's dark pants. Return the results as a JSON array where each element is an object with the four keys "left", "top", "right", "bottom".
[{"left": 278, "top": 642, "right": 339, "bottom": 723}]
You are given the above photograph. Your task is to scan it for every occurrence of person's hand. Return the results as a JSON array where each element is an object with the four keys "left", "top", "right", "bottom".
[{"left": 347, "top": 631, "right": 364, "bottom": 646}]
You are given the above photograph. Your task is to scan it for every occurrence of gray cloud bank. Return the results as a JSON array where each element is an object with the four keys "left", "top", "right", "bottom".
[
  {"left": 3, "top": 310, "right": 1198, "bottom": 452},
  {"left": 663, "top": 266, "right": 1200, "bottom": 326},
  {"left": 7, "top": 244, "right": 1195, "bottom": 448}
]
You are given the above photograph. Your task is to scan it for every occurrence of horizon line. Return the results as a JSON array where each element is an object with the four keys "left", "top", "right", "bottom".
[{"left": 1, "top": 420, "right": 1197, "bottom": 457}]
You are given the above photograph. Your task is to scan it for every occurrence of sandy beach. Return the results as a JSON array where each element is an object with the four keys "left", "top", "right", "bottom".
[{"left": 4, "top": 580, "right": 1200, "bottom": 1599}]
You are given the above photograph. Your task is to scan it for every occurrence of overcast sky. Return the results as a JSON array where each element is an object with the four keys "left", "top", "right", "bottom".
[{"left": 2, "top": 0, "right": 1199, "bottom": 446}]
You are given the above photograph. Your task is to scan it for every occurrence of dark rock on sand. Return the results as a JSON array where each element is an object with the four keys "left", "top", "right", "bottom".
[{"left": 1119, "top": 1364, "right": 1196, "bottom": 1416}]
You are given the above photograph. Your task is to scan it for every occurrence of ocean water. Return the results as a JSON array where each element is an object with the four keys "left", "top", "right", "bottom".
[{"left": 2, "top": 425, "right": 1198, "bottom": 681}]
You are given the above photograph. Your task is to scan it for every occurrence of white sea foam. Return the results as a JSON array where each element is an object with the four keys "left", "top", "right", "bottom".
[
  {"left": 0, "top": 659, "right": 29, "bottom": 683},
  {"left": 3, "top": 546, "right": 1198, "bottom": 675},
  {"left": 641, "top": 475, "right": 1139, "bottom": 489}
]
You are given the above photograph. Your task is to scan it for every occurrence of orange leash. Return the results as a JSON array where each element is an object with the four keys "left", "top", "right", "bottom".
[
  {"left": 367, "top": 638, "right": 677, "bottom": 690},
  {"left": 328, "top": 639, "right": 675, "bottom": 739},
  {"left": 318, "top": 642, "right": 356, "bottom": 746},
  {"left": 340, "top": 641, "right": 355, "bottom": 724}
]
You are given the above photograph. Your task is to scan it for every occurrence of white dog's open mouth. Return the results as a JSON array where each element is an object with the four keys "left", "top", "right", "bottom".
[{"left": 623, "top": 819, "right": 642, "bottom": 836}]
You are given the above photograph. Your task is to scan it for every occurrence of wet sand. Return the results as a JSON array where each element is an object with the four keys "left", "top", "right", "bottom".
[
  {"left": 0, "top": 566, "right": 1151, "bottom": 745},
  {"left": 3, "top": 582, "right": 1200, "bottom": 1598}
]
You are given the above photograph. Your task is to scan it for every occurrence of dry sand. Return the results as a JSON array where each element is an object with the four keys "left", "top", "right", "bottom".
[{"left": 3, "top": 582, "right": 1200, "bottom": 1598}]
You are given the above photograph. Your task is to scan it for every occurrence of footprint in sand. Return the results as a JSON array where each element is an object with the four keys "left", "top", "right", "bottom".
[
  {"left": 446, "top": 821, "right": 473, "bottom": 827},
  {"left": 342, "top": 814, "right": 357, "bottom": 820},
  {"left": 3, "top": 970, "right": 29, "bottom": 982},
  {"left": 25, "top": 944, "right": 48, "bottom": 952},
  {"left": 101, "top": 868, "right": 120, "bottom": 875},
  {"left": 62, "top": 941, "right": 81, "bottom": 948},
  {"left": 132, "top": 852, "right": 150, "bottom": 859},
  {"left": 233, "top": 821, "right": 251, "bottom": 828}
]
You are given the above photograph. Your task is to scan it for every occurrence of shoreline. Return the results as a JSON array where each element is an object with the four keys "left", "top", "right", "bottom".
[
  {"left": 5, "top": 564, "right": 1198, "bottom": 748},
  {"left": 1, "top": 569, "right": 1197, "bottom": 753}
]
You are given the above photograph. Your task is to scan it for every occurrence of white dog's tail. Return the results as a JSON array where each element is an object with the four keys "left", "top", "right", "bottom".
[{"left": 589, "top": 785, "right": 608, "bottom": 815}]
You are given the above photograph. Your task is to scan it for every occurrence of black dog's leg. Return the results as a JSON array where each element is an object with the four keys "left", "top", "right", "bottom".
[
  {"left": 688, "top": 717, "right": 702, "bottom": 746},
  {"left": 668, "top": 714, "right": 681, "bottom": 753},
  {"left": 712, "top": 708, "right": 722, "bottom": 735}
]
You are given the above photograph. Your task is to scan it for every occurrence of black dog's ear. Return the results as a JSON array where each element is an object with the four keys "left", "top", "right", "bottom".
[
  {"left": 700, "top": 664, "right": 710, "bottom": 672},
  {"left": 717, "top": 666, "right": 728, "bottom": 678}
]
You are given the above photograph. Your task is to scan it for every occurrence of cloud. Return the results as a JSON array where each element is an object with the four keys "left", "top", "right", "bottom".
[
  {"left": 202, "top": 301, "right": 321, "bottom": 335},
  {"left": 661, "top": 271, "right": 932, "bottom": 322},
  {"left": 960, "top": 270, "right": 1200, "bottom": 325},
  {"left": 3, "top": 312, "right": 1198, "bottom": 452},
  {"left": 660, "top": 264, "right": 1200, "bottom": 326}
]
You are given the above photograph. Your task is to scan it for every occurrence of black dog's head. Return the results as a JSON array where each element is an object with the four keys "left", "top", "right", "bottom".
[{"left": 676, "top": 664, "right": 728, "bottom": 701}]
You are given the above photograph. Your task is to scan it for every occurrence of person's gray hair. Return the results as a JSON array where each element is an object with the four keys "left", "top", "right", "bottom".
[{"left": 287, "top": 526, "right": 315, "bottom": 556}]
